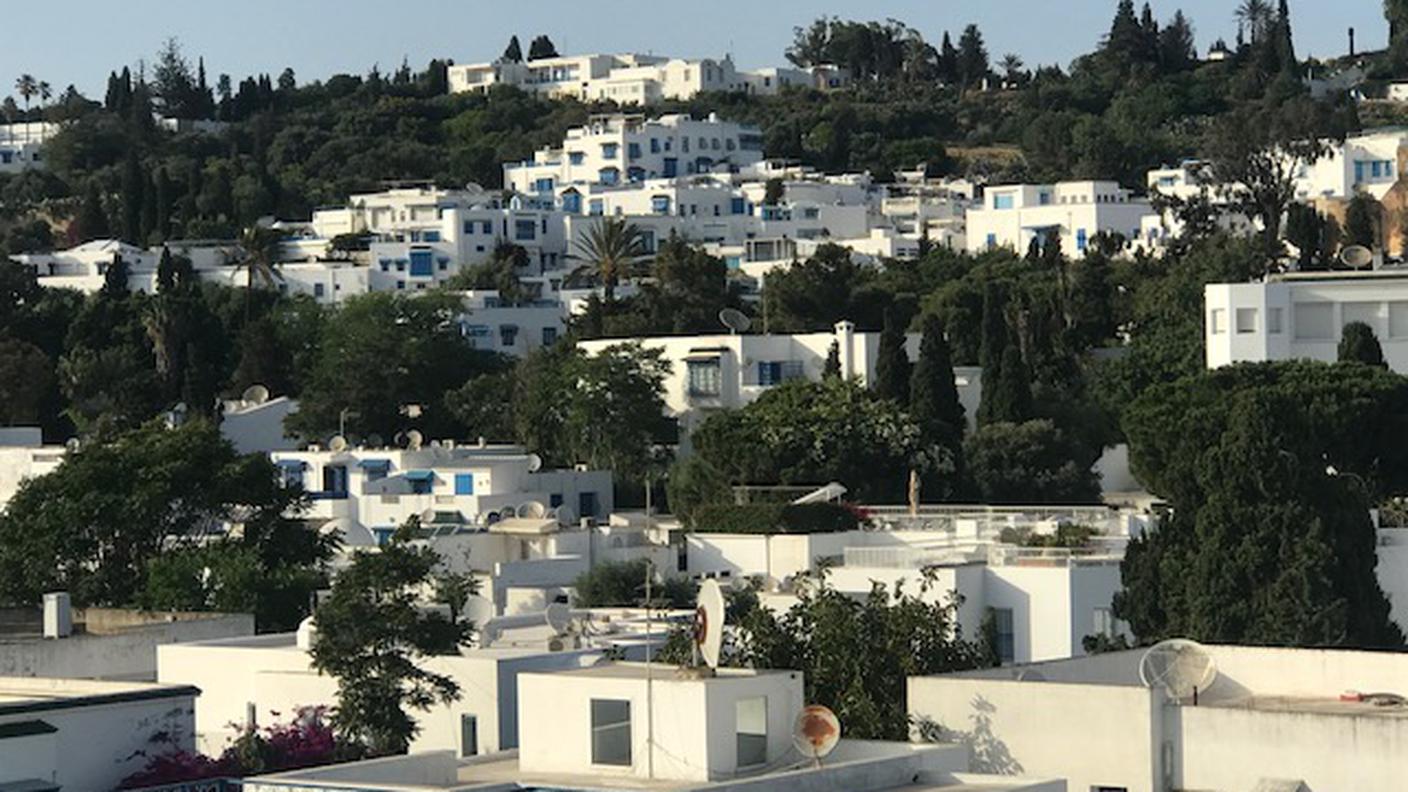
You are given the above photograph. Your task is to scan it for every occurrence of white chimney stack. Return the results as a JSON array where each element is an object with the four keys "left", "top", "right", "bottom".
[{"left": 43, "top": 592, "right": 72, "bottom": 639}]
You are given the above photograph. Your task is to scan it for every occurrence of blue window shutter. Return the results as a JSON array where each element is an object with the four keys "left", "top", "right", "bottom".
[{"left": 455, "top": 474, "right": 474, "bottom": 495}]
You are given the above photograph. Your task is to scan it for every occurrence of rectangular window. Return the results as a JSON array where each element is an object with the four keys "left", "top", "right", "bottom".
[
  {"left": 454, "top": 474, "right": 475, "bottom": 496},
  {"left": 650, "top": 138, "right": 660, "bottom": 153},
  {"left": 499, "top": 324, "right": 519, "bottom": 347},
  {"left": 542, "top": 327, "right": 558, "bottom": 345},
  {"left": 1209, "top": 309, "right": 1226, "bottom": 335},
  {"left": 460, "top": 714, "right": 478, "bottom": 758},
  {"left": 515, "top": 219, "right": 537, "bottom": 241},
  {"left": 736, "top": 697, "right": 767, "bottom": 767},
  {"left": 730, "top": 197, "right": 746, "bottom": 215},
  {"left": 424, "top": 230, "right": 441, "bottom": 242},
  {"left": 986, "top": 233, "right": 997, "bottom": 248},
  {"left": 1235, "top": 307, "right": 1258, "bottom": 334},
  {"left": 992, "top": 608, "right": 1015, "bottom": 664},
  {"left": 687, "top": 359, "right": 722, "bottom": 396},
  {"left": 1267, "top": 307, "right": 1284, "bottom": 334},
  {"left": 1038, "top": 191, "right": 1052, "bottom": 205},
  {"left": 663, "top": 158, "right": 678, "bottom": 178},
  {"left": 1355, "top": 161, "right": 1367, "bottom": 184},
  {"left": 569, "top": 152, "right": 585, "bottom": 165},
  {"left": 313, "top": 283, "right": 325, "bottom": 299},
  {"left": 579, "top": 491, "right": 599, "bottom": 518},
  {"left": 1389, "top": 302, "right": 1408, "bottom": 338},
  {"left": 1293, "top": 302, "right": 1334, "bottom": 340},
  {"left": 589, "top": 199, "right": 605, "bottom": 216},
  {"left": 409, "top": 250, "right": 434, "bottom": 277},
  {"left": 627, "top": 142, "right": 641, "bottom": 159},
  {"left": 993, "top": 193, "right": 1015, "bottom": 210},
  {"left": 1076, "top": 228, "right": 1088, "bottom": 251},
  {"left": 651, "top": 196, "right": 671, "bottom": 215},
  {"left": 322, "top": 465, "right": 349, "bottom": 497},
  {"left": 601, "top": 143, "right": 619, "bottom": 159},
  {"left": 534, "top": 177, "right": 554, "bottom": 193},
  {"left": 1343, "top": 301, "right": 1382, "bottom": 334}
]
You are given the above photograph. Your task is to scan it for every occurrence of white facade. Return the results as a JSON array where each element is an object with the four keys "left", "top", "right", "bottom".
[
  {"left": 910, "top": 645, "right": 1408, "bottom": 792},
  {"left": 220, "top": 395, "right": 300, "bottom": 455},
  {"left": 157, "top": 632, "right": 601, "bottom": 757},
  {"left": 449, "top": 52, "right": 848, "bottom": 105},
  {"left": 505, "top": 113, "right": 765, "bottom": 194},
  {"left": 577, "top": 322, "right": 983, "bottom": 439},
  {"left": 0, "top": 122, "right": 59, "bottom": 174},
  {"left": 966, "top": 181, "right": 1154, "bottom": 258},
  {"left": 270, "top": 443, "right": 612, "bottom": 544},
  {"left": 1293, "top": 128, "right": 1407, "bottom": 202},
  {"left": 1204, "top": 271, "right": 1408, "bottom": 371},
  {"left": 0, "top": 676, "right": 198, "bottom": 792},
  {"left": 0, "top": 428, "right": 65, "bottom": 512},
  {"left": 10, "top": 238, "right": 242, "bottom": 294}
]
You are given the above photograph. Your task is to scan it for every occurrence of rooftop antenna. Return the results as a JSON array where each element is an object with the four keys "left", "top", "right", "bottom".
[
  {"left": 792, "top": 705, "right": 841, "bottom": 767},
  {"left": 242, "top": 383, "right": 270, "bottom": 405},
  {"left": 1139, "top": 638, "right": 1218, "bottom": 705},
  {"left": 719, "top": 307, "right": 752, "bottom": 335},
  {"left": 693, "top": 579, "right": 725, "bottom": 670}
]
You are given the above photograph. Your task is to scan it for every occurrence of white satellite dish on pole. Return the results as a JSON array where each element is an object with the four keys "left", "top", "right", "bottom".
[
  {"left": 405, "top": 429, "right": 424, "bottom": 450},
  {"left": 792, "top": 705, "right": 841, "bottom": 764},
  {"left": 242, "top": 384, "right": 270, "bottom": 405},
  {"left": 527, "top": 453, "right": 543, "bottom": 473},
  {"left": 1139, "top": 638, "right": 1218, "bottom": 702},
  {"left": 545, "top": 602, "right": 572, "bottom": 635},
  {"left": 1341, "top": 244, "right": 1374, "bottom": 269},
  {"left": 517, "top": 500, "right": 548, "bottom": 519},
  {"left": 694, "top": 578, "right": 725, "bottom": 669},
  {"left": 328, "top": 434, "right": 349, "bottom": 453},
  {"left": 719, "top": 308, "right": 752, "bottom": 335},
  {"left": 465, "top": 595, "right": 495, "bottom": 631}
]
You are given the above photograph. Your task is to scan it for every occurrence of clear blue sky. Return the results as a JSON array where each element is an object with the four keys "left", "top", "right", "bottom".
[{"left": 0, "top": 0, "right": 1390, "bottom": 98}]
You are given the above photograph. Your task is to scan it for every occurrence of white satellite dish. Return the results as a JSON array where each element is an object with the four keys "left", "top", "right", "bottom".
[
  {"left": 527, "top": 453, "right": 543, "bottom": 473},
  {"left": 1139, "top": 638, "right": 1218, "bottom": 702},
  {"left": 554, "top": 504, "right": 576, "bottom": 526},
  {"left": 719, "top": 307, "right": 752, "bottom": 335},
  {"left": 242, "top": 384, "right": 270, "bottom": 405},
  {"left": 328, "top": 434, "right": 349, "bottom": 453},
  {"left": 545, "top": 602, "right": 572, "bottom": 635},
  {"left": 694, "top": 578, "right": 725, "bottom": 669},
  {"left": 405, "top": 429, "right": 424, "bottom": 450},
  {"left": 792, "top": 705, "right": 841, "bottom": 763},
  {"left": 1340, "top": 244, "right": 1374, "bottom": 269},
  {"left": 464, "top": 595, "right": 495, "bottom": 628},
  {"left": 64, "top": 437, "right": 81, "bottom": 452},
  {"left": 517, "top": 500, "right": 548, "bottom": 519}
]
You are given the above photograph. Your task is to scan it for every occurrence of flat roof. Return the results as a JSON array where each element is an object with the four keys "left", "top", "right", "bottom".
[
  {"left": 527, "top": 661, "right": 798, "bottom": 683},
  {"left": 1208, "top": 694, "right": 1408, "bottom": 719},
  {"left": 0, "top": 678, "right": 198, "bottom": 716}
]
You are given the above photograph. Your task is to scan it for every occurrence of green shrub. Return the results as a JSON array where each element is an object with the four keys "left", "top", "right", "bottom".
[{"left": 691, "top": 502, "right": 859, "bottom": 534}]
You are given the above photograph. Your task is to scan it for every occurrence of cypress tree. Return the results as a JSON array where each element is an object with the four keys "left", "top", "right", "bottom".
[
  {"left": 873, "top": 309, "right": 912, "bottom": 401},
  {"left": 978, "top": 282, "right": 1008, "bottom": 372},
  {"left": 822, "top": 341, "right": 842, "bottom": 380},
  {"left": 140, "top": 171, "right": 158, "bottom": 245},
  {"left": 74, "top": 181, "right": 110, "bottom": 242},
  {"left": 1338, "top": 322, "right": 1386, "bottom": 368},
  {"left": 980, "top": 346, "right": 1033, "bottom": 425},
  {"left": 154, "top": 167, "right": 172, "bottom": 242},
  {"left": 910, "top": 315, "right": 966, "bottom": 494},
  {"left": 102, "top": 253, "right": 129, "bottom": 298},
  {"left": 121, "top": 153, "right": 144, "bottom": 244},
  {"left": 502, "top": 35, "right": 524, "bottom": 63}
]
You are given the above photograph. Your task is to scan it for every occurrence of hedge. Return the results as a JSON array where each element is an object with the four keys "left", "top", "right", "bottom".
[{"left": 691, "top": 502, "right": 859, "bottom": 534}]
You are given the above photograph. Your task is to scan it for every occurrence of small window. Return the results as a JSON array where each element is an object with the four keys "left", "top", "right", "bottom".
[
  {"left": 542, "top": 327, "right": 558, "bottom": 346},
  {"left": 1209, "top": 309, "right": 1226, "bottom": 335},
  {"left": 591, "top": 699, "right": 631, "bottom": 766},
  {"left": 991, "top": 608, "right": 1015, "bottom": 664},
  {"left": 1235, "top": 307, "right": 1258, "bottom": 334},
  {"left": 460, "top": 713, "right": 478, "bottom": 757},
  {"left": 736, "top": 697, "right": 767, "bottom": 767},
  {"left": 1293, "top": 302, "right": 1334, "bottom": 340},
  {"left": 1267, "top": 307, "right": 1284, "bottom": 334},
  {"left": 499, "top": 324, "right": 520, "bottom": 347},
  {"left": 1343, "top": 301, "right": 1382, "bottom": 335},
  {"left": 687, "top": 359, "right": 722, "bottom": 397},
  {"left": 993, "top": 193, "right": 1015, "bottom": 210},
  {"left": 454, "top": 474, "right": 475, "bottom": 496}
]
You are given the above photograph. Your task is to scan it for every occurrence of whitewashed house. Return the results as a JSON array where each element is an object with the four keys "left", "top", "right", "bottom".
[
  {"left": 0, "top": 122, "right": 59, "bottom": 174},
  {"left": 965, "top": 181, "right": 1153, "bottom": 258}
]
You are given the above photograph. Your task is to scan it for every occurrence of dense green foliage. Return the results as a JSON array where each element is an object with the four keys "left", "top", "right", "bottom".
[
  {"left": 571, "top": 559, "right": 696, "bottom": 608},
  {"left": 310, "top": 524, "right": 471, "bottom": 755},
  {"left": 690, "top": 502, "right": 861, "bottom": 534}
]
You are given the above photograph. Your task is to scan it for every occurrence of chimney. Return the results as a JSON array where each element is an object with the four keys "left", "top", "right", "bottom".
[
  {"left": 834, "top": 320, "right": 857, "bottom": 379},
  {"left": 1350, "top": 27, "right": 1357, "bottom": 58},
  {"left": 43, "top": 592, "right": 72, "bottom": 639}
]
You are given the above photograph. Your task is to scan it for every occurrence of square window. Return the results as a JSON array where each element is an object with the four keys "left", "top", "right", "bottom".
[
  {"left": 687, "top": 359, "right": 722, "bottom": 397},
  {"left": 591, "top": 699, "right": 631, "bottom": 766},
  {"left": 1235, "top": 307, "right": 1258, "bottom": 334},
  {"left": 454, "top": 473, "right": 474, "bottom": 495},
  {"left": 1293, "top": 302, "right": 1333, "bottom": 340},
  {"left": 736, "top": 697, "right": 767, "bottom": 767}
]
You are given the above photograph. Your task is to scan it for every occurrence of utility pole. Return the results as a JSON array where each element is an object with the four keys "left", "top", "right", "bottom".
[{"left": 644, "top": 558, "right": 655, "bottom": 780}]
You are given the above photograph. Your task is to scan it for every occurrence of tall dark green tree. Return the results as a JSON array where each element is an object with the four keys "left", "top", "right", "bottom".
[
  {"left": 502, "top": 35, "right": 524, "bottom": 63},
  {"left": 527, "top": 35, "right": 559, "bottom": 60},
  {"left": 910, "top": 315, "right": 966, "bottom": 499},
  {"left": 956, "top": 24, "right": 988, "bottom": 89},
  {"left": 873, "top": 308, "right": 912, "bottom": 401},
  {"left": 120, "top": 153, "right": 144, "bottom": 244},
  {"left": 74, "top": 180, "right": 110, "bottom": 242},
  {"left": 1338, "top": 322, "right": 1386, "bottom": 367},
  {"left": 1344, "top": 193, "right": 1380, "bottom": 250},
  {"left": 980, "top": 345, "right": 1033, "bottom": 425}
]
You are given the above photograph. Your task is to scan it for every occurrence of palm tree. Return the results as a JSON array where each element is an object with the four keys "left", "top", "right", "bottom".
[
  {"left": 234, "top": 225, "right": 285, "bottom": 314},
  {"left": 1235, "top": 0, "right": 1273, "bottom": 44},
  {"left": 999, "top": 54, "right": 1024, "bottom": 84},
  {"left": 570, "top": 217, "right": 647, "bottom": 301},
  {"left": 13, "top": 74, "right": 37, "bottom": 139}
]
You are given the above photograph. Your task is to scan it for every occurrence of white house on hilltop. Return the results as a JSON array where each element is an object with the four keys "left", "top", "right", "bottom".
[{"left": 965, "top": 181, "right": 1153, "bottom": 258}]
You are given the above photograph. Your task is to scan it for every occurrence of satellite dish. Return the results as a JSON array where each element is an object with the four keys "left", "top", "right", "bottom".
[
  {"left": 366, "top": 433, "right": 384, "bottom": 448},
  {"left": 406, "top": 429, "right": 424, "bottom": 450},
  {"left": 328, "top": 435, "right": 349, "bottom": 453},
  {"left": 527, "top": 453, "right": 543, "bottom": 473},
  {"left": 1340, "top": 244, "right": 1374, "bottom": 269},
  {"left": 64, "top": 437, "right": 81, "bottom": 452},
  {"left": 792, "top": 705, "right": 841, "bottom": 762},
  {"left": 555, "top": 505, "right": 576, "bottom": 526},
  {"left": 428, "top": 439, "right": 443, "bottom": 449},
  {"left": 694, "top": 578, "right": 726, "bottom": 669},
  {"left": 1139, "top": 638, "right": 1218, "bottom": 702},
  {"left": 484, "top": 509, "right": 501, "bottom": 525},
  {"left": 545, "top": 602, "right": 572, "bottom": 635},
  {"left": 719, "top": 307, "right": 752, "bottom": 335},
  {"left": 465, "top": 595, "right": 495, "bottom": 629},
  {"left": 242, "top": 384, "right": 270, "bottom": 405},
  {"left": 518, "top": 500, "right": 548, "bottom": 519}
]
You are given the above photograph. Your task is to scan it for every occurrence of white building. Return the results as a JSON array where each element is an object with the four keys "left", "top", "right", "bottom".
[
  {"left": 0, "top": 676, "right": 198, "bottom": 792},
  {"left": 0, "top": 428, "right": 65, "bottom": 512},
  {"left": 244, "top": 661, "right": 1062, "bottom": 792},
  {"left": 10, "top": 238, "right": 242, "bottom": 294},
  {"left": 0, "top": 122, "right": 59, "bottom": 174},
  {"left": 157, "top": 629, "right": 609, "bottom": 757},
  {"left": 270, "top": 442, "right": 612, "bottom": 545},
  {"left": 449, "top": 52, "right": 848, "bottom": 104},
  {"left": 910, "top": 644, "right": 1408, "bottom": 792},
  {"left": 220, "top": 394, "right": 300, "bottom": 455},
  {"left": 1292, "top": 127, "right": 1408, "bottom": 202},
  {"left": 577, "top": 321, "right": 983, "bottom": 439},
  {"left": 505, "top": 113, "right": 765, "bottom": 194},
  {"left": 965, "top": 181, "right": 1153, "bottom": 258},
  {"left": 1204, "top": 270, "right": 1408, "bottom": 371}
]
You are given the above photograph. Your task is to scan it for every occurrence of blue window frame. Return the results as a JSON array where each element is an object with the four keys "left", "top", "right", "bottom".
[
  {"left": 650, "top": 138, "right": 660, "bottom": 153},
  {"left": 757, "top": 360, "right": 803, "bottom": 386},
  {"left": 515, "top": 219, "right": 537, "bottom": 240},
  {"left": 601, "top": 143, "right": 619, "bottom": 159},
  {"left": 542, "top": 326, "right": 558, "bottom": 345},
  {"left": 569, "top": 151, "right": 585, "bottom": 165},
  {"left": 993, "top": 193, "right": 1015, "bottom": 210},
  {"left": 463, "top": 221, "right": 475, "bottom": 235},
  {"left": 986, "top": 233, "right": 997, "bottom": 248},
  {"left": 651, "top": 196, "right": 671, "bottom": 215},
  {"left": 276, "top": 459, "right": 306, "bottom": 489},
  {"left": 1076, "top": 228, "right": 1088, "bottom": 251},
  {"left": 424, "top": 230, "right": 441, "bottom": 242},
  {"left": 481, "top": 221, "right": 492, "bottom": 234},
  {"left": 599, "top": 168, "right": 620, "bottom": 186},
  {"left": 313, "top": 283, "right": 325, "bottom": 299},
  {"left": 404, "top": 470, "right": 434, "bottom": 494},
  {"left": 627, "top": 142, "right": 641, "bottom": 159},
  {"left": 730, "top": 197, "right": 746, "bottom": 215},
  {"left": 454, "top": 474, "right": 475, "bottom": 495},
  {"left": 409, "top": 250, "right": 434, "bottom": 277},
  {"left": 322, "top": 465, "right": 349, "bottom": 499},
  {"left": 358, "top": 459, "right": 391, "bottom": 481},
  {"left": 589, "top": 199, "right": 604, "bottom": 216},
  {"left": 1355, "top": 161, "right": 1367, "bottom": 183},
  {"left": 579, "top": 491, "right": 600, "bottom": 518},
  {"left": 663, "top": 158, "right": 678, "bottom": 178},
  {"left": 534, "top": 177, "right": 554, "bottom": 193},
  {"left": 562, "top": 192, "right": 582, "bottom": 213}
]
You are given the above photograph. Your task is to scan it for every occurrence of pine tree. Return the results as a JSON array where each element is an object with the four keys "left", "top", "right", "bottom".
[
  {"left": 74, "top": 181, "right": 110, "bottom": 242},
  {"left": 980, "top": 346, "right": 1033, "bottom": 425},
  {"left": 1339, "top": 322, "right": 1386, "bottom": 367},
  {"left": 873, "top": 309, "right": 912, "bottom": 401},
  {"left": 102, "top": 253, "right": 129, "bottom": 298},
  {"left": 939, "top": 32, "right": 959, "bottom": 85},
  {"left": 1159, "top": 10, "right": 1197, "bottom": 71},
  {"left": 910, "top": 315, "right": 966, "bottom": 492},
  {"left": 978, "top": 282, "right": 1008, "bottom": 373},
  {"left": 502, "top": 35, "right": 524, "bottom": 63},
  {"left": 1139, "top": 3, "right": 1161, "bottom": 65},
  {"left": 822, "top": 341, "right": 842, "bottom": 380},
  {"left": 956, "top": 25, "right": 988, "bottom": 90},
  {"left": 528, "top": 35, "right": 559, "bottom": 60},
  {"left": 1105, "top": 0, "right": 1144, "bottom": 63},
  {"left": 140, "top": 171, "right": 158, "bottom": 245}
]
